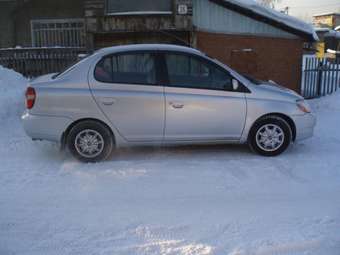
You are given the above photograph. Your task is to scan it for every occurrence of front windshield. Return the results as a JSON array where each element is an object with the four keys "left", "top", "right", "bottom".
[
  {"left": 206, "top": 55, "right": 261, "bottom": 85},
  {"left": 241, "top": 74, "right": 263, "bottom": 85},
  {"left": 204, "top": 53, "right": 267, "bottom": 87}
]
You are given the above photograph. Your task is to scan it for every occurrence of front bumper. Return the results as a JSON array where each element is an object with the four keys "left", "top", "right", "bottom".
[
  {"left": 22, "top": 111, "right": 73, "bottom": 142},
  {"left": 291, "top": 113, "right": 317, "bottom": 141}
]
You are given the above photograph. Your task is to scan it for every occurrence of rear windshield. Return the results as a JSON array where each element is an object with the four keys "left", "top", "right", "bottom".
[{"left": 52, "top": 53, "right": 92, "bottom": 79}]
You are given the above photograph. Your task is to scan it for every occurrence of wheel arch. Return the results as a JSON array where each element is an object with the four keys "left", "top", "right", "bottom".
[
  {"left": 248, "top": 113, "right": 296, "bottom": 142},
  {"left": 61, "top": 118, "right": 115, "bottom": 149}
]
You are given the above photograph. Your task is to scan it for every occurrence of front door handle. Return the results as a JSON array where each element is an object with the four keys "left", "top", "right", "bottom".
[{"left": 170, "top": 102, "right": 184, "bottom": 109}]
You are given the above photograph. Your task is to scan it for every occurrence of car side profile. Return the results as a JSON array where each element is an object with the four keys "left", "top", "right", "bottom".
[{"left": 22, "top": 44, "right": 316, "bottom": 162}]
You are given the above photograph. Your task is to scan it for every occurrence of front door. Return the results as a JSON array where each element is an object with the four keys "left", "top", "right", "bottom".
[
  {"left": 89, "top": 52, "right": 165, "bottom": 142},
  {"left": 162, "top": 52, "right": 247, "bottom": 141}
]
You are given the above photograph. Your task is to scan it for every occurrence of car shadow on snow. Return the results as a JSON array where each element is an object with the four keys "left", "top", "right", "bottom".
[
  {"left": 57, "top": 144, "right": 255, "bottom": 182},
  {"left": 35, "top": 140, "right": 312, "bottom": 164},
  {"left": 109, "top": 144, "right": 252, "bottom": 162},
  {"left": 30, "top": 140, "right": 320, "bottom": 187},
  {"left": 32, "top": 139, "right": 316, "bottom": 185}
]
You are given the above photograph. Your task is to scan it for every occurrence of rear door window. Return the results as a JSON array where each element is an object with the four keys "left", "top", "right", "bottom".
[{"left": 94, "top": 53, "right": 157, "bottom": 85}]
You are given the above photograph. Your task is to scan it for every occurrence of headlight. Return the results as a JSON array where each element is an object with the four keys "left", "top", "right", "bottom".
[{"left": 296, "top": 99, "right": 311, "bottom": 113}]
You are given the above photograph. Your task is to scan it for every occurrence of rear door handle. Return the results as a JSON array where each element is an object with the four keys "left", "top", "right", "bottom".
[
  {"left": 101, "top": 98, "right": 116, "bottom": 106},
  {"left": 170, "top": 102, "right": 184, "bottom": 109}
]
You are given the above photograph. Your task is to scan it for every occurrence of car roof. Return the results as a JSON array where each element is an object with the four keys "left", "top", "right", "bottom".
[{"left": 96, "top": 44, "right": 204, "bottom": 56}]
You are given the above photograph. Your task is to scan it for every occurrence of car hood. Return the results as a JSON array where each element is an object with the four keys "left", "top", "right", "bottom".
[
  {"left": 247, "top": 80, "right": 304, "bottom": 103},
  {"left": 259, "top": 81, "right": 301, "bottom": 96}
]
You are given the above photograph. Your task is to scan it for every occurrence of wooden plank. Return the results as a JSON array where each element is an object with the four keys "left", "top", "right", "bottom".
[
  {"left": 308, "top": 58, "right": 314, "bottom": 98},
  {"left": 302, "top": 57, "right": 308, "bottom": 98},
  {"left": 336, "top": 58, "right": 340, "bottom": 91},
  {"left": 307, "top": 57, "right": 313, "bottom": 98},
  {"left": 311, "top": 57, "right": 317, "bottom": 98},
  {"left": 330, "top": 61, "right": 336, "bottom": 93},
  {"left": 303, "top": 57, "right": 309, "bottom": 98},
  {"left": 325, "top": 60, "right": 331, "bottom": 95},
  {"left": 316, "top": 59, "right": 322, "bottom": 97}
]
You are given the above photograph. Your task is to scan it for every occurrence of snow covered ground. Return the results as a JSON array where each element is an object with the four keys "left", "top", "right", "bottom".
[{"left": 0, "top": 66, "right": 340, "bottom": 255}]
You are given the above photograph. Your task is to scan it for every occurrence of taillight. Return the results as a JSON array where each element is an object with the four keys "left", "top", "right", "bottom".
[{"left": 25, "top": 87, "right": 36, "bottom": 109}]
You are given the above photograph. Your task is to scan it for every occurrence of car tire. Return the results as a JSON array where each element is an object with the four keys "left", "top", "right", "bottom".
[
  {"left": 67, "top": 120, "right": 114, "bottom": 163},
  {"left": 248, "top": 116, "right": 292, "bottom": 157}
]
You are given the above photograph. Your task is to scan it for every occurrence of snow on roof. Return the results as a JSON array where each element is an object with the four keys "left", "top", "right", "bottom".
[
  {"left": 220, "top": 0, "right": 318, "bottom": 41},
  {"left": 325, "top": 30, "right": 340, "bottom": 39},
  {"left": 314, "top": 27, "right": 331, "bottom": 32},
  {"left": 313, "top": 12, "right": 340, "bottom": 17}
]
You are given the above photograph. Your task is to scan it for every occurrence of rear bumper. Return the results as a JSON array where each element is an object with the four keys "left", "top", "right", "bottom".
[
  {"left": 291, "top": 113, "right": 317, "bottom": 141},
  {"left": 22, "top": 111, "right": 73, "bottom": 142}
]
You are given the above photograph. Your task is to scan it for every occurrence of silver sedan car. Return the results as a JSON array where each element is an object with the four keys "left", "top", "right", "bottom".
[{"left": 22, "top": 44, "right": 316, "bottom": 162}]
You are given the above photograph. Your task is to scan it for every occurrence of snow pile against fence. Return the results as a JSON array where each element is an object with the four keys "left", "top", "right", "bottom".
[
  {"left": 0, "top": 66, "right": 27, "bottom": 122},
  {"left": 224, "top": 0, "right": 318, "bottom": 40}
]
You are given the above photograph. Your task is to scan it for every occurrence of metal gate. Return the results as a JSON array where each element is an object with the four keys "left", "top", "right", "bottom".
[
  {"left": 31, "top": 19, "right": 85, "bottom": 48},
  {"left": 301, "top": 56, "right": 340, "bottom": 99}
]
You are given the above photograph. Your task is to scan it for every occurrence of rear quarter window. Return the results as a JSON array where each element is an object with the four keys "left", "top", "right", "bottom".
[{"left": 94, "top": 57, "right": 113, "bottom": 83}]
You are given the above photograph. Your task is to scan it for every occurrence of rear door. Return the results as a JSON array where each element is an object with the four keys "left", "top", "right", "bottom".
[
  {"left": 162, "top": 52, "right": 247, "bottom": 141},
  {"left": 89, "top": 51, "right": 165, "bottom": 142}
]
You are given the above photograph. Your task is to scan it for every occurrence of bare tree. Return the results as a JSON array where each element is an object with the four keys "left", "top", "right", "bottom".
[{"left": 257, "top": 0, "right": 281, "bottom": 9}]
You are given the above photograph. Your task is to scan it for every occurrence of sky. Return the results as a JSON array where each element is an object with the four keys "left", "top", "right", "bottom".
[{"left": 275, "top": 0, "right": 340, "bottom": 22}]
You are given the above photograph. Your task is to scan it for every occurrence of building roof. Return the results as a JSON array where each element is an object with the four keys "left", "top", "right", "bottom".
[
  {"left": 324, "top": 30, "right": 340, "bottom": 39},
  {"left": 210, "top": 0, "right": 318, "bottom": 41},
  {"left": 313, "top": 12, "right": 340, "bottom": 17}
]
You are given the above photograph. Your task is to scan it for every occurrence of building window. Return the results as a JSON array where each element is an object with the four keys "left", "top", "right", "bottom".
[
  {"left": 31, "top": 19, "right": 85, "bottom": 48},
  {"left": 106, "top": 0, "right": 172, "bottom": 15}
]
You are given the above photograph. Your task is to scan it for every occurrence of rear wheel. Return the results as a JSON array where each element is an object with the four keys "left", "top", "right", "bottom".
[
  {"left": 67, "top": 120, "right": 114, "bottom": 162},
  {"left": 249, "top": 116, "right": 292, "bottom": 156}
]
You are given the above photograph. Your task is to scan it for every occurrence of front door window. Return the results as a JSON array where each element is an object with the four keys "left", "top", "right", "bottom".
[{"left": 164, "top": 53, "right": 233, "bottom": 91}]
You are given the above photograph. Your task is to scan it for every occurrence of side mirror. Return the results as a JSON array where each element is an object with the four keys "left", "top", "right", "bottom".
[{"left": 232, "top": 79, "right": 239, "bottom": 91}]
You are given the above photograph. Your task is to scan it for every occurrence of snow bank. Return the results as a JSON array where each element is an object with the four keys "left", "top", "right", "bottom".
[
  {"left": 1, "top": 67, "right": 340, "bottom": 255},
  {"left": 311, "top": 91, "right": 340, "bottom": 116},
  {"left": 224, "top": 0, "right": 318, "bottom": 40},
  {"left": 0, "top": 66, "right": 27, "bottom": 122}
]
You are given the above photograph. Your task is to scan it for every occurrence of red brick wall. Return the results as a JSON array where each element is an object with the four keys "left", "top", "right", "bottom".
[{"left": 196, "top": 31, "right": 304, "bottom": 92}]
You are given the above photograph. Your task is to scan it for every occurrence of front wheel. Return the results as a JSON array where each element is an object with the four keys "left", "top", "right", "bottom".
[
  {"left": 67, "top": 120, "right": 114, "bottom": 162},
  {"left": 248, "top": 116, "right": 292, "bottom": 156}
]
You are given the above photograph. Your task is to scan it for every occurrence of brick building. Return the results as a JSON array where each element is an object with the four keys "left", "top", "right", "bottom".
[{"left": 0, "top": 0, "right": 317, "bottom": 92}]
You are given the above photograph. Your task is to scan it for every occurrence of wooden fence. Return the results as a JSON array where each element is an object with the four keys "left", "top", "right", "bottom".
[
  {"left": 301, "top": 56, "right": 340, "bottom": 99},
  {"left": 0, "top": 47, "right": 87, "bottom": 77}
]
